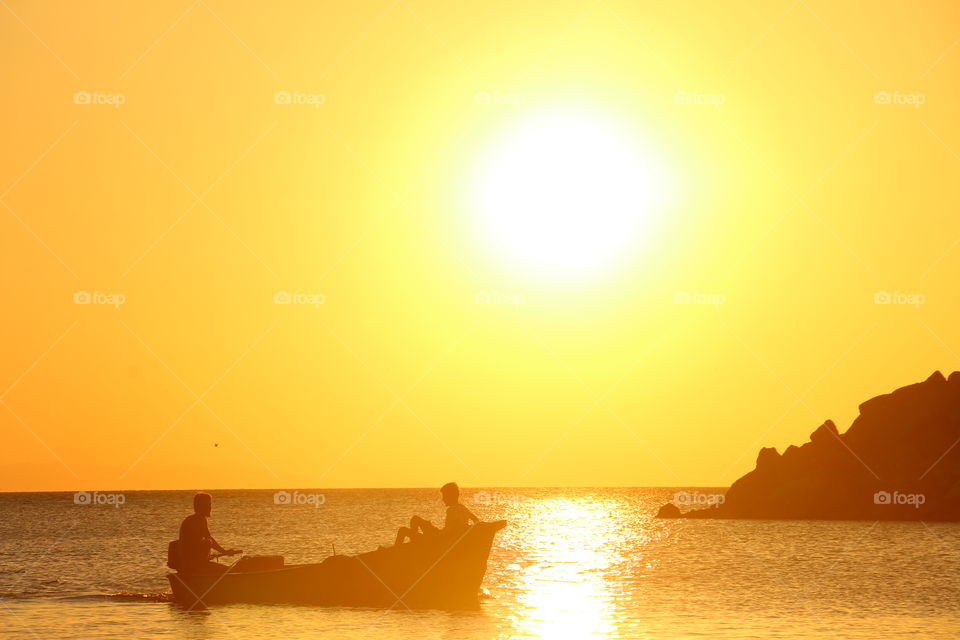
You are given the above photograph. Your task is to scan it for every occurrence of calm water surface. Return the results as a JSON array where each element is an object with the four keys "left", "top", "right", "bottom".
[{"left": 0, "top": 488, "right": 957, "bottom": 639}]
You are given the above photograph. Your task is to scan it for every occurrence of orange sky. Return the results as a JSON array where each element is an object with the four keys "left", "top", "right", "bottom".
[{"left": 3, "top": 0, "right": 960, "bottom": 491}]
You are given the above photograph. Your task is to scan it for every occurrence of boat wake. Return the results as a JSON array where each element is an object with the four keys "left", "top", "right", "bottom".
[
  {"left": 0, "top": 590, "right": 173, "bottom": 603},
  {"left": 63, "top": 592, "right": 174, "bottom": 603}
]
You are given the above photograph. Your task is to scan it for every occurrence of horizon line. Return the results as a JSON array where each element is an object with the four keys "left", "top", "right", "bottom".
[{"left": 0, "top": 484, "right": 729, "bottom": 495}]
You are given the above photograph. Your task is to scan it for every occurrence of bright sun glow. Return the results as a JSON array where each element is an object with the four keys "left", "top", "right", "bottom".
[{"left": 472, "top": 109, "right": 667, "bottom": 277}]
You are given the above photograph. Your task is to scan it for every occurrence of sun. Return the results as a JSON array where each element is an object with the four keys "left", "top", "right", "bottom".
[{"left": 471, "top": 108, "right": 668, "bottom": 278}]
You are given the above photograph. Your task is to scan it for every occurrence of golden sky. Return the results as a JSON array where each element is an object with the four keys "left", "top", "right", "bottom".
[{"left": 3, "top": 0, "right": 960, "bottom": 491}]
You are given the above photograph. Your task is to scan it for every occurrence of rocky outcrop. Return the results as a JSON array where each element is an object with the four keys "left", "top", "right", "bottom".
[
  {"left": 658, "top": 371, "right": 960, "bottom": 521},
  {"left": 656, "top": 503, "right": 682, "bottom": 518}
]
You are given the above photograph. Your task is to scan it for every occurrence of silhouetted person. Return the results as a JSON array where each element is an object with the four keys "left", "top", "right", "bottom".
[
  {"left": 395, "top": 482, "right": 481, "bottom": 545},
  {"left": 178, "top": 492, "right": 240, "bottom": 574}
]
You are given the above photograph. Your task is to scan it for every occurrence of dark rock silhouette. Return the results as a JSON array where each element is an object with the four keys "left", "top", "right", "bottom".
[
  {"left": 658, "top": 371, "right": 960, "bottom": 521},
  {"left": 656, "top": 503, "right": 681, "bottom": 518}
]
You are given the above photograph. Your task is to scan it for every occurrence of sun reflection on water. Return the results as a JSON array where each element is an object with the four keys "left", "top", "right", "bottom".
[{"left": 507, "top": 497, "right": 623, "bottom": 639}]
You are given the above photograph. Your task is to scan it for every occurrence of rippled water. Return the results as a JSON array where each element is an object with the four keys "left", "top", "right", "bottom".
[{"left": 1, "top": 488, "right": 958, "bottom": 639}]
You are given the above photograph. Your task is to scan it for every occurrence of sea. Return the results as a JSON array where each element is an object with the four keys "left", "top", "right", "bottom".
[{"left": 0, "top": 488, "right": 957, "bottom": 639}]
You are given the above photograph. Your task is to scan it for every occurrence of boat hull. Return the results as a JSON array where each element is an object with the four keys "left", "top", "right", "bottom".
[{"left": 168, "top": 520, "right": 506, "bottom": 610}]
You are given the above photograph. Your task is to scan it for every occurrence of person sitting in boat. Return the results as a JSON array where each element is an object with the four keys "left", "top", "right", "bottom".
[
  {"left": 394, "top": 482, "right": 481, "bottom": 545},
  {"left": 178, "top": 491, "right": 241, "bottom": 573}
]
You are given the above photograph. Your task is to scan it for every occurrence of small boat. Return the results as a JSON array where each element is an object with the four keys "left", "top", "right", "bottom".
[{"left": 167, "top": 520, "right": 506, "bottom": 610}]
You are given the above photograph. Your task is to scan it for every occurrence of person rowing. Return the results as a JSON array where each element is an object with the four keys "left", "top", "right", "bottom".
[{"left": 177, "top": 492, "right": 241, "bottom": 573}]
